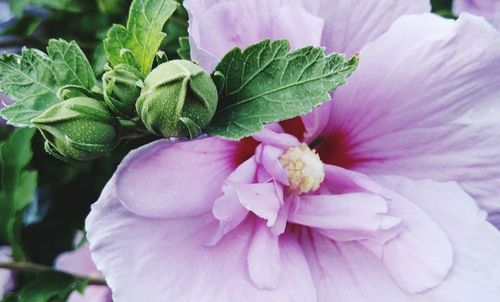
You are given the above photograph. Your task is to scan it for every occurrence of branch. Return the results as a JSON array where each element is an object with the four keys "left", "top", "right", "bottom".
[{"left": 0, "top": 261, "right": 107, "bottom": 286}]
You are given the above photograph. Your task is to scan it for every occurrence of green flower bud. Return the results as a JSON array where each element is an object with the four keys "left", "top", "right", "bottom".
[
  {"left": 31, "top": 97, "right": 120, "bottom": 163},
  {"left": 136, "top": 60, "right": 218, "bottom": 138},
  {"left": 103, "top": 64, "right": 143, "bottom": 118}
]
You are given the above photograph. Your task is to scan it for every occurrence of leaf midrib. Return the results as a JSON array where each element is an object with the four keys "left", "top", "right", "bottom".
[
  {"left": 53, "top": 44, "right": 88, "bottom": 89},
  {"left": 217, "top": 65, "right": 353, "bottom": 114},
  {"left": 0, "top": 59, "right": 58, "bottom": 98},
  {"left": 221, "top": 43, "right": 285, "bottom": 98},
  {"left": 137, "top": 0, "right": 165, "bottom": 72}
]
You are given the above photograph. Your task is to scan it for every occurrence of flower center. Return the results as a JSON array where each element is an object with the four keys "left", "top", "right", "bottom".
[{"left": 279, "top": 143, "right": 325, "bottom": 194}]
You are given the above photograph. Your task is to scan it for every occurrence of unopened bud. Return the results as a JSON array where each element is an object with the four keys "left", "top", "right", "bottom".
[
  {"left": 136, "top": 60, "right": 218, "bottom": 138},
  {"left": 31, "top": 97, "right": 120, "bottom": 162},
  {"left": 103, "top": 64, "right": 143, "bottom": 118}
]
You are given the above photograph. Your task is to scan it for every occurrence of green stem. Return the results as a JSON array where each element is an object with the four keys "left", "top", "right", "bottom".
[{"left": 0, "top": 262, "right": 107, "bottom": 286}]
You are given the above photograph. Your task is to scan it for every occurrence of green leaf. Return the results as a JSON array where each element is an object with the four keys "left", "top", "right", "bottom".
[
  {"left": 0, "top": 50, "right": 59, "bottom": 127},
  {"left": 177, "top": 36, "right": 190, "bottom": 60},
  {"left": 18, "top": 272, "right": 86, "bottom": 302},
  {"left": 104, "top": 0, "right": 179, "bottom": 75},
  {"left": 0, "top": 39, "right": 96, "bottom": 127},
  {"left": 47, "top": 39, "right": 97, "bottom": 90},
  {"left": 0, "top": 128, "right": 37, "bottom": 260},
  {"left": 205, "top": 40, "right": 359, "bottom": 139}
]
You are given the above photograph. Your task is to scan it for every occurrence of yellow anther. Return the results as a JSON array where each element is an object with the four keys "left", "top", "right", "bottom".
[{"left": 279, "top": 143, "right": 325, "bottom": 194}]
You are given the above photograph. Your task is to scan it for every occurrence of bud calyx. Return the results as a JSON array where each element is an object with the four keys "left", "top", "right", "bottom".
[
  {"left": 103, "top": 64, "right": 143, "bottom": 118},
  {"left": 136, "top": 60, "right": 218, "bottom": 138},
  {"left": 31, "top": 97, "right": 120, "bottom": 162}
]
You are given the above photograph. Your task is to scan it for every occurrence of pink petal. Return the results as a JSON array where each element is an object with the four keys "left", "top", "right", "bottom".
[
  {"left": 115, "top": 137, "right": 238, "bottom": 219},
  {"left": 55, "top": 244, "right": 111, "bottom": 302},
  {"left": 300, "top": 178, "right": 500, "bottom": 301},
  {"left": 232, "top": 182, "right": 282, "bottom": 226},
  {"left": 247, "top": 221, "right": 282, "bottom": 290},
  {"left": 67, "top": 287, "right": 112, "bottom": 302},
  {"left": 298, "top": 0, "right": 430, "bottom": 55},
  {"left": 301, "top": 231, "right": 410, "bottom": 301},
  {"left": 377, "top": 190, "right": 453, "bottom": 293},
  {"left": 209, "top": 193, "right": 249, "bottom": 246},
  {"left": 288, "top": 193, "right": 400, "bottom": 235},
  {"left": 327, "top": 13, "right": 500, "bottom": 144},
  {"left": 271, "top": 3, "right": 324, "bottom": 49},
  {"left": 184, "top": 0, "right": 324, "bottom": 71},
  {"left": 55, "top": 243, "right": 99, "bottom": 277},
  {"left": 378, "top": 177, "right": 500, "bottom": 300},
  {"left": 188, "top": 35, "right": 219, "bottom": 73},
  {"left": 489, "top": 213, "right": 500, "bottom": 229},
  {"left": 454, "top": 1, "right": 500, "bottom": 29},
  {"left": 271, "top": 198, "right": 293, "bottom": 236},
  {"left": 0, "top": 246, "right": 13, "bottom": 298},
  {"left": 322, "top": 14, "right": 500, "bottom": 213},
  {"left": 322, "top": 165, "right": 390, "bottom": 196},
  {"left": 301, "top": 104, "right": 331, "bottom": 144},
  {"left": 299, "top": 0, "right": 428, "bottom": 141},
  {"left": 253, "top": 127, "right": 299, "bottom": 149},
  {"left": 224, "top": 156, "right": 258, "bottom": 185},
  {"left": 321, "top": 166, "right": 453, "bottom": 293},
  {"left": 256, "top": 165, "right": 273, "bottom": 183},
  {"left": 259, "top": 145, "right": 289, "bottom": 185},
  {"left": 354, "top": 124, "right": 500, "bottom": 216},
  {"left": 86, "top": 180, "right": 316, "bottom": 301},
  {"left": 209, "top": 157, "right": 258, "bottom": 245}
]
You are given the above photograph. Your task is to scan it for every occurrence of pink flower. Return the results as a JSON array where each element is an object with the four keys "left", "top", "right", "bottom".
[
  {"left": 55, "top": 243, "right": 112, "bottom": 302},
  {"left": 0, "top": 246, "right": 14, "bottom": 299},
  {"left": 454, "top": 0, "right": 500, "bottom": 29},
  {"left": 86, "top": 0, "right": 500, "bottom": 301}
]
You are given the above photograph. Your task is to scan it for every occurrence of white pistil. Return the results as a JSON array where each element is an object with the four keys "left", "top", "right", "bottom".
[{"left": 279, "top": 143, "right": 325, "bottom": 194}]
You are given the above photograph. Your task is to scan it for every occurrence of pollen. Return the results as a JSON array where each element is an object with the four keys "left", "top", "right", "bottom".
[{"left": 279, "top": 143, "right": 325, "bottom": 194}]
